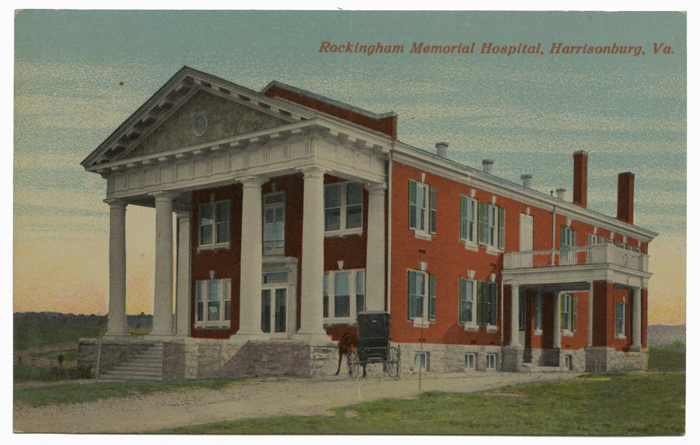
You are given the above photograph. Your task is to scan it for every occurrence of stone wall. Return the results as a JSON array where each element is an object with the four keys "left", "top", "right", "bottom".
[
  {"left": 585, "top": 347, "right": 647, "bottom": 372},
  {"left": 396, "top": 343, "right": 502, "bottom": 374},
  {"left": 163, "top": 342, "right": 186, "bottom": 381},
  {"left": 203, "top": 340, "right": 311, "bottom": 379}
]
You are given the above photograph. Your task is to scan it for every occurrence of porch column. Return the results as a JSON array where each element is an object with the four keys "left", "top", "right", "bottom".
[
  {"left": 175, "top": 212, "right": 192, "bottom": 337},
  {"left": 235, "top": 176, "right": 266, "bottom": 339},
  {"left": 631, "top": 287, "right": 642, "bottom": 351},
  {"left": 588, "top": 282, "right": 594, "bottom": 346},
  {"left": 151, "top": 191, "right": 178, "bottom": 336},
  {"left": 553, "top": 292, "right": 562, "bottom": 348},
  {"left": 296, "top": 166, "right": 329, "bottom": 341},
  {"left": 365, "top": 183, "right": 386, "bottom": 311},
  {"left": 510, "top": 285, "right": 520, "bottom": 346},
  {"left": 104, "top": 199, "right": 129, "bottom": 337}
]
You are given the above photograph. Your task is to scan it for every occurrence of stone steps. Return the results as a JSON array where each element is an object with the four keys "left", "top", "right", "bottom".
[{"left": 99, "top": 344, "right": 164, "bottom": 382}]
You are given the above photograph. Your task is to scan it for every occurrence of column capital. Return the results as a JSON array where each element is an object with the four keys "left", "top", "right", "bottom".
[
  {"left": 104, "top": 198, "right": 128, "bottom": 210},
  {"left": 238, "top": 175, "right": 267, "bottom": 188},
  {"left": 175, "top": 211, "right": 193, "bottom": 220},
  {"left": 149, "top": 190, "right": 180, "bottom": 202},
  {"left": 297, "top": 165, "right": 326, "bottom": 179}
]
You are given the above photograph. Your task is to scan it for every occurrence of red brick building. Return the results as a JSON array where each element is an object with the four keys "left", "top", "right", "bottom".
[{"left": 79, "top": 67, "right": 655, "bottom": 380}]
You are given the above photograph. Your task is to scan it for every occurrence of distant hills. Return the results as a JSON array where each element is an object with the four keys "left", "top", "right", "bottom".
[
  {"left": 647, "top": 324, "right": 686, "bottom": 346},
  {"left": 13, "top": 311, "right": 153, "bottom": 330}
]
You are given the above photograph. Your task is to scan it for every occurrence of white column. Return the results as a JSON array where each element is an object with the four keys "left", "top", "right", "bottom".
[
  {"left": 175, "top": 212, "right": 192, "bottom": 337},
  {"left": 365, "top": 183, "right": 386, "bottom": 311},
  {"left": 104, "top": 199, "right": 129, "bottom": 336},
  {"left": 631, "top": 287, "right": 642, "bottom": 351},
  {"left": 295, "top": 167, "right": 329, "bottom": 341},
  {"left": 553, "top": 292, "right": 562, "bottom": 348},
  {"left": 235, "top": 176, "right": 266, "bottom": 339},
  {"left": 150, "top": 191, "right": 177, "bottom": 336},
  {"left": 588, "top": 282, "right": 594, "bottom": 346},
  {"left": 510, "top": 285, "right": 520, "bottom": 346}
]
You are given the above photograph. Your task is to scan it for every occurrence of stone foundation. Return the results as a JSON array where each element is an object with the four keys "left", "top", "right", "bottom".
[
  {"left": 395, "top": 343, "right": 502, "bottom": 373},
  {"left": 502, "top": 346, "right": 524, "bottom": 372},
  {"left": 585, "top": 347, "right": 647, "bottom": 372}
]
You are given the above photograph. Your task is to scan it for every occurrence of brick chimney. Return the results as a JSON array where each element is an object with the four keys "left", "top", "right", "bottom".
[
  {"left": 573, "top": 150, "right": 588, "bottom": 208},
  {"left": 617, "top": 172, "right": 635, "bottom": 224}
]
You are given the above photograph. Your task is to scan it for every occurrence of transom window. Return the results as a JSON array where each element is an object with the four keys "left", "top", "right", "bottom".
[
  {"left": 199, "top": 200, "right": 230, "bottom": 249},
  {"left": 323, "top": 269, "right": 365, "bottom": 322},
  {"left": 195, "top": 279, "right": 231, "bottom": 328},
  {"left": 408, "top": 270, "right": 436, "bottom": 323},
  {"left": 324, "top": 182, "right": 363, "bottom": 236},
  {"left": 409, "top": 179, "right": 436, "bottom": 238}
]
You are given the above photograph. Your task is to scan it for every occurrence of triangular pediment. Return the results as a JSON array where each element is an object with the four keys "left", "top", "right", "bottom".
[
  {"left": 82, "top": 66, "right": 315, "bottom": 169},
  {"left": 125, "top": 89, "right": 289, "bottom": 160}
]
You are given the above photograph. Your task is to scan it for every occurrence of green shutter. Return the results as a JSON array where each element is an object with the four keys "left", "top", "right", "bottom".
[
  {"left": 408, "top": 180, "right": 417, "bottom": 230},
  {"left": 408, "top": 270, "right": 415, "bottom": 319},
  {"left": 489, "top": 283, "right": 498, "bottom": 326},
  {"left": 460, "top": 195, "right": 467, "bottom": 240},
  {"left": 428, "top": 274, "right": 436, "bottom": 322},
  {"left": 478, "top": 201, "right": 488, "bottom": 244},
  {"left": 572, "top": 295, "right": 577, "bottom": 332},
  {"left": 429, "top": 187, "right": 437, "bottom": 235},
  {"left": 477, "top": 281, "right": 485, "bottom": 325},
  {"left": 458, "top": 278, "right": 466, "bottom": 324},
  {"left": 498, "top": 207, "right": 505, "bottom": 250},
  {"left": 559, "top": 225, "right": 565, "bottom": 249},
  {"left": 560, "top": 293, "right": 565, "bottom": 329}
]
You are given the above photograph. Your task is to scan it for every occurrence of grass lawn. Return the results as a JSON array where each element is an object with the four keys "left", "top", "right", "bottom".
[
  {"left": 13, "top": 378, "right": 248, "bottom": 406},
  {"left": 157, "top": 372, "right": 685, "bottom": 436},
  {"left": 13, "top": 322, "right": 102, "bottom": 350},
  {"left": 35, "top": 349, "right": 78, "bottom": 362},
  {"left": 648, "top": 341, "right": 685, "bottom": 370}
]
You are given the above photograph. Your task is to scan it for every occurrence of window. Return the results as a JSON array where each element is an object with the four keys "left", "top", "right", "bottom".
[
  {"left": 195, "top": 279, "right": 231, "bottom": 328},
  {"left": 460, "top": 195, "right": 476, "bottom": 243},
  {"left": 464, "top": 353, "right": 475, "bottom": 370},
  {"left": 518, "top": 292, "right": 525, "bottom": 331},
  {"left": 476, "top": 281, "right": 498, "bottom": 326},
  {"left": 263, "top": 193, "right": 285, "bottom": 255},
  {"left": 486, "top": 353, "right": 496, "bottom": 370},
  {"left": 415, "top": 352, "right": 430, "bottom": 371},
  {"left": 615, "top": 302, "right": 626, "bottom": 337},
  {"left": 409, "top": 179, "right": 436, "bottom": 238},
  {"left": 324, "top": 182, "right": 363, "bottom": 235},
  {"left": 560, "top": 226, "right": 577, "bottom": 253},
  {"left": 198, "top": 200, "right": 230, "bottom": 248},
  {"left": 458, "top": 278, "right": 474, "bottom": 325},
  {"left": 477, "top": 202, "right": 505, "bottom": 250},
  {"left": 408, "top": 270, "right": 436, "bottom": 323},
  {"left": 323, "top": 269, "right": 365, "bottom": 322},
  {"left": 560, "top": 293, "right": 577, "bottom": 332},
  {"left": 534, "top": 293, "right": 543, "bottom": 332}
]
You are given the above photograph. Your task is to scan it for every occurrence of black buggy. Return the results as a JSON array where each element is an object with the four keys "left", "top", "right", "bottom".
[{"left": 347, "top": 311, "right": 401, "bottom": 379}]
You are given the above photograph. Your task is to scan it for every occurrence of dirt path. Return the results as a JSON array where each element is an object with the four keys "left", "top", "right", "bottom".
[{"left": 13, "top": 372, "right": 578, "bottom": 434}]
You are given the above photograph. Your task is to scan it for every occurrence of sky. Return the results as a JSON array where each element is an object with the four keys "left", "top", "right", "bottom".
[{"left": 12, "top": 9, "right": 687, "bottom": 325}]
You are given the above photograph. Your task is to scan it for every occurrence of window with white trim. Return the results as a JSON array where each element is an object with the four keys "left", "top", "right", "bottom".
[
  {"left": 415, "top": 352, "right": 430, "bottom": 371},
  {"left": 615, "top": 302, "right": 626, "bottom": 337},
  {"left": 408, "top": 270, "right": 436, "bottom": 323},
  {"left": 198, "top": 200, "right": 230, "bottom": 249},
  {"left": 464, "top": 353, "right": 476, "bottom": 370},
  {"left": 324, "top": 182, "right": 363, "bottom": 236},
  {"left": 486, "top": 353, "right": 497, "bottom": 370},
  {"left": 476, "top": 280, "right": 498, "bottom": 327},
  {"left": 459, "top": 195, "right": 476, "bottom": 243},
  {"left": 263, "top": 192, "right": 285, "bottom": 255},
  {"left": 458, "top": 277, "right": 474, "bottom": 325},
  {"left": 560, "top": 293, "right": 577, "bottom": 333},
  {"left": 477, "top": 202, "right": 504, "bottom": 251},
  {"left": 323, "top": 269, "right": 365, "bottom": 323},
  {"left": 409, "top": 179, "right": 436, "bottom": 238},
  {"left": 195, "top": 278, "right": 231, "bottom": 328},
  {"left": 560, "top": 225, "right": 577, "bottom": 253},
  {"left": 534, "top": 293, "right": 543, "bottom": 332}
]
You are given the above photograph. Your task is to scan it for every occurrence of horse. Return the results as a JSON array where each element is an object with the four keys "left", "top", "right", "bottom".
[{"left": 335, "top": 328, "right": 367, "bottom": 377}]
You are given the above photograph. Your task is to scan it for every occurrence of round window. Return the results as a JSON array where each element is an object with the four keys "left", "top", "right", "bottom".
[{"left": 191, "top": 113, "right": 207, "bottom": 136}]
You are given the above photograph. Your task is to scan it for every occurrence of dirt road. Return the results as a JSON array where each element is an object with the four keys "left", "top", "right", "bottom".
[{"left": 14, "top": 372, "right": 578, "bottom": 434}]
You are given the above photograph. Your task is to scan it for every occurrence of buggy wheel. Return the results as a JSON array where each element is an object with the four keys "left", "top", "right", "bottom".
[
  {"left": 347, "top": 350, "right": 360, "bottom": 378},
  {"left": 387, "top": 346, "right": 400, "bottom": 379}
]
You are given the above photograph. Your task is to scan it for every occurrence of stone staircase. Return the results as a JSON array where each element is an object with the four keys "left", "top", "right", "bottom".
[{"left": 99, "top": 343, "right": 164, "bottom": 382}]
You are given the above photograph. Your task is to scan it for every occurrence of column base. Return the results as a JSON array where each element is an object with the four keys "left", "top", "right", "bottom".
[
  {"left": 629, "top": 345, "right": 641, "bottom": 352},
  {"left": 501, "top": 345, "right": 524, "bottom": 372},
  {"left": 148, "top": 331, "right": 175, "bottom": 338},
  {"left": 103, "top": 329, "right": 130, "bottom": 337},
  {"left": 230, "top": 332, "right": 270, "bottom": 342},
  {"left": 293, "top": 332, "right": 334, "bottom": 345}
]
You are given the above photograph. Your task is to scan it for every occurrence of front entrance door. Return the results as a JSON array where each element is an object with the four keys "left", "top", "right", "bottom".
[{"left": 261, "top": 287, "right": 287, "bottom": 335}]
